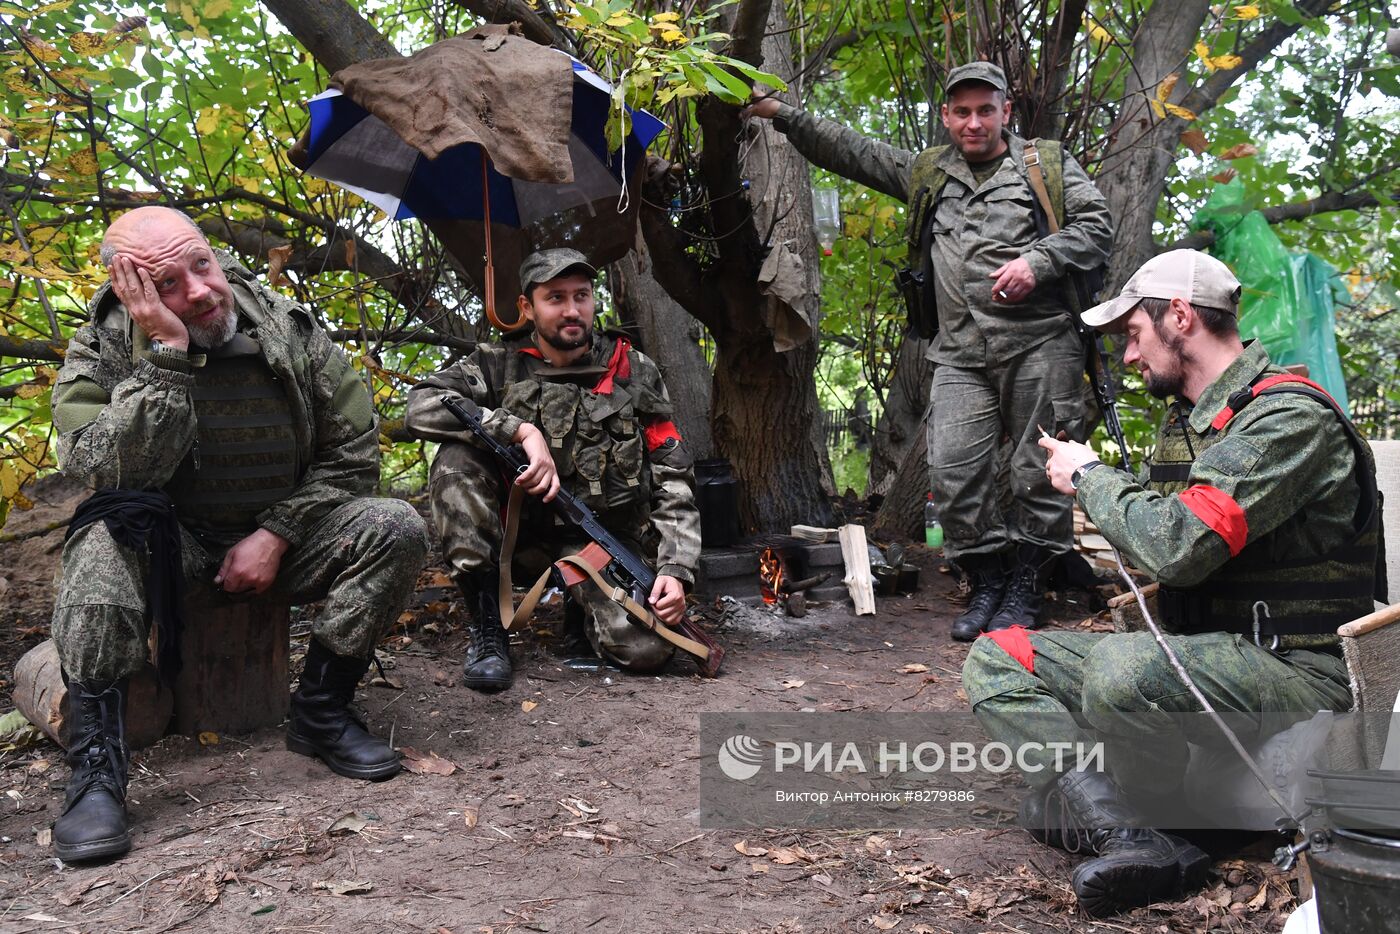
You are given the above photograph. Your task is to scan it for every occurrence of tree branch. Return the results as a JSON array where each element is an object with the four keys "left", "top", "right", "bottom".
[
  {"left": 1181, "top": 0, "right": 1333, "bottom": 113},
  {"left": 729, "top": 0, "right": 775, "bottom": 67},
  {"left": 0, "top": 335, "right": 65, "bottom": 364},
  {"left": 1167, "top": 188, "right": 1394, "bottom": 250},
  {"left": 800, "top": 27, "right": 862, "bottom": 78},
  {"left": 448, "top": 0, "right": 570, "bottom": 49}
]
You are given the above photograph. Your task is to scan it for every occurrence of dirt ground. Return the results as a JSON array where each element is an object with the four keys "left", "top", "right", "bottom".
[{"left": 0, "top": 477, "right": 1300, "bottom": 934}]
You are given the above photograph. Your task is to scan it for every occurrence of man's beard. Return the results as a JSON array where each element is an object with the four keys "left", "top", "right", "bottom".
[
  {"left": 538, "top": 321, "right": 592, "bottom": 352},
  {"left": 1144, "top": 328, "right": 1189, "bottom": 399},
  {"left": 186, "top": 303, "right": 237, "bottom": 349}
]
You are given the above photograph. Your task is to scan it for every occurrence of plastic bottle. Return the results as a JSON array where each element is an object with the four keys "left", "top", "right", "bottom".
[
  {"left": 813, "top": 187, "right": 840, "bottom": 256},
  {"left": 924, "top": 493, "right": 944, "bottom": 548}
]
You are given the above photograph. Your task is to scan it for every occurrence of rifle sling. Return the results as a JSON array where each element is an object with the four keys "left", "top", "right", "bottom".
[
  {"left": 1022, "top": 143, "right": 1061, "bottom": 235},
  {"left": 496, "top": 483, "right": 712, "bottom": 662}
]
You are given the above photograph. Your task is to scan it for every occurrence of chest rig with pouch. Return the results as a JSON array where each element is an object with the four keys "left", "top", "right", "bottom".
[
  {"left": 1148, "top": 374, "right": 1384, "bottom": 646},
  {"left": 154, "top": 333, "right": 298, "bottom": 544}
]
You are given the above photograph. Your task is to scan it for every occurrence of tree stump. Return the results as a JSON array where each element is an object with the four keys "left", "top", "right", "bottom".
[{"left": 10, "top": 592, "right": 291, "bottom": 748}]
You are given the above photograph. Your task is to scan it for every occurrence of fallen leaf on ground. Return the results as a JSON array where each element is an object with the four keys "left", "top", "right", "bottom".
[
  {"left": 327, "top": 812, "right": 369, "bottom": 835},
  {"left": 897, "top": 663, "right": 929, "bottom": 674},
  {"left": 313, "top": 880, "right": 374, "bottom": 896},
  {"left": 780, "top": 678, "right": 806, "bottom": 689},
  {"left": 521, "top": 700, "right": 539, "bottom": 712},
  {"left": 769, "top": 846, "right": 814, "bottom": 865},
  {"left": 734, "top": 840, "right": 768, "bottom": 857},
  {"left": 198, "top": 731, "right": 220, "bottom": 746},
  {"left": 463, "top": 805, "right": 479, "bottom": 829},
  {"left": 35, "top": 828, "right": 51, "bottom": 847},
  {"left": 370, "top": 675, "right": 403, "bottom": 689},
  {"left": 871, "top": 914, "right": 900, "bottom": 930},
  {"left": 865, "top": 834, "right": 890, "bottom": 855},
  {"left": 400, "top": 747, "right": 458, "bottom": 776}
]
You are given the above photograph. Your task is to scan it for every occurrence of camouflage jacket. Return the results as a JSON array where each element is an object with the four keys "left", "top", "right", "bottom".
[
  {"left": 1076, "top": 342, "right": 1372, "bottom": 647},
  {"left": 771, "top": 103, "right": 1113, "bottom": 366},
  {"left": 404, "top": 331, "right": 702, "bottom": 584},
  {"left": 51, "top": 251, "right": 380, "bottom": 548}
]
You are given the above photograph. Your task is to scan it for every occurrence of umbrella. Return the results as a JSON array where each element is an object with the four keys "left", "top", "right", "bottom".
[{"left": 294, "top": 30, "right": 666, "bottom": 329}]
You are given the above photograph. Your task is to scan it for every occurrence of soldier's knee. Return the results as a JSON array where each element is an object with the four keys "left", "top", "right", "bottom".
[
  {"left": 1081, "top": 633, "right": 1158, "bottom": 712},
  {"left": 355, "top": 498, "right": 430, "bottom": 564},
  {"left": 962, "top": 632, "right": 1038, "bottom": 709}
]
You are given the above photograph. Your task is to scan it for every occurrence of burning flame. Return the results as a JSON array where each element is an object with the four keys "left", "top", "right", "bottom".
[{"left": 759, "top": 547, "right": 784, "bottom": 604}]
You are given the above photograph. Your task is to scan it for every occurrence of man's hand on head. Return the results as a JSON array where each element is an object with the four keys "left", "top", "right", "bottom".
[
  {"left": 989, "top": 257, "right": 1037, "bottom": 304},
  {"left": 109, "top": 254, "right": 190, "bottom": 350},
  {"left": 1038, "top": 436, "right": 1100, "bottom": 497},
  {"left": 215, "top": 528, "right": 290, "bottom": 595},
  {"left": 513, "top": 422, "right": 560, "bottom": 502},
  {"left": 648, "top": 574, "right": 687, "bottom": 627}
]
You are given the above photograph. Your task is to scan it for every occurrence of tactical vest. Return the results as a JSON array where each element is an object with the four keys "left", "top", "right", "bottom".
[
  {"left": 163, "top": 334, "right": 298, "bottom": 543},
  {"left": 490, "top": 340, "right": 662, "bottom": 516},
  {"left": 1149, "top": 375, "right": 1382, "bottom": 647}
]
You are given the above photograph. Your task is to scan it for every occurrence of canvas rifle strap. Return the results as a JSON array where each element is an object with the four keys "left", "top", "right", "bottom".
[
  {"left": 495, "top": 482, "right": 712, "bottom": 662},
  {"left": 1022, "top": 142, "right": 1061, "bottom": 235}
]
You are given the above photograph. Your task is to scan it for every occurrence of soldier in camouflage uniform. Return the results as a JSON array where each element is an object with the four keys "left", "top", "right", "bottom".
[
  {"left": 747, "top": 63, "right": 1113, "bottom": 641},
  {"left": 962, "top": 250, "right": 1379, "bottom": 916},
  {"left": 405, "top": 248, "right": 701, "bottom": 689},
  {"left": 48, "top": 207, "right": 429, "bottom": 863}
]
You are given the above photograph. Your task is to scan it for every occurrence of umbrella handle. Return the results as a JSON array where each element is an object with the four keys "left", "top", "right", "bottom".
[{"left": 481, "top": 156, "right": 513, "bottom": 331}]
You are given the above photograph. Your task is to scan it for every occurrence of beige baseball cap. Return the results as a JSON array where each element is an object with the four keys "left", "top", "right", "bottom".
[
  {"left": 1082, "top": 249, "right": 1242, "bottom": 329},
  {"left": 518, "top": 248, "right": 596, "bottom": 295},
  {"left": 945, "top": 62, "right": 1008, "bottom": 96}
]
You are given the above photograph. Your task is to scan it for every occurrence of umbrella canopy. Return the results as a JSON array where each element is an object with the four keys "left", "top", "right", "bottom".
[{"left": 294, "top": 29, "right": 666, "bottom": 329}]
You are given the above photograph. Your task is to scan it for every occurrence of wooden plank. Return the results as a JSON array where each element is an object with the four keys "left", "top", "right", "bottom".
[
  {"left": 837, "top": 524, "right": 877, "bottom": 616},
  {"left": 790, "top": 524, "right": 839, "bottom": 543},
  {"left": 1338, "top": 601, "right": 1400, "bottom": 639}
]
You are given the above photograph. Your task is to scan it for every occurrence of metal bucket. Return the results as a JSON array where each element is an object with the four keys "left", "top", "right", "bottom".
[
  {"left": 1305, "top": 769, "right": 1400, "bottom": 933},
  {"left": 695, "top": 458, "right": 740, "bottom": 547}
]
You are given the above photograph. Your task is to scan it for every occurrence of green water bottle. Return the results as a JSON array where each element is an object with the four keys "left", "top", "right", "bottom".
[{"left": 924, "top": 492, "right": 944, "bottom": 548}]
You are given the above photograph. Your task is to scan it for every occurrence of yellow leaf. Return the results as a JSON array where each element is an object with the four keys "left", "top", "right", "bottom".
[
  {"left": 1233, "top": 4, "right": 1260, "bottom": 19},
  {"left": 0, "top": 464, "right": 19, "bottom": 499},
  {"left": 650, "top": 11, "right": 681, "bottom": 22},
  {"left": 1195, "top": 42, "right": 1210, "bottom": 62},
  {"left": 0, "top": 0, "right": 74, "bottom": 18},
  {"left": 521, "top": 700, "right": 539, "bottom": 712},
  {"left": 15, "top": 383, "right": 46, "bottom": 400},
  {"left": 20, "top": 36, "right": 62, "bottom": 63},
  {"left": 1164, "top": 103, "right": 1197, "bottom": 121},
  {"left": 11, "top": 491, "right": 33, "bottom": 511},
  {"left": 204, "top": 0, "right": 232, "bottom": 16},
  {"left": 68, "top": 31, "right": 110, "bottom": 57},
  {"left": 198, "top": 731, "right": 220, "bottom": 746},
  {"left": 1210, "top": 54, "right": 1243, "bottom": 70},
  {"left": 660, "top": 29, "right": 686, "bottom": 43},
  {"left": 1156, "top": 73, "right": 1180, "bottom": 103},
  {"left": 66, "top": 149, "right": 98, "bottom": 175},
  {"left": 1083, "top": 14, "right": 1113, "bottom": 48},
  {"left": 195, "top": 106, "right": 220, "bottom": 135},
  {"left": 605, "top": 12, "right": 633, "bottom": 26},
  {"left": 1148, "top": 98, "right": 1166, "bottom": 119}
]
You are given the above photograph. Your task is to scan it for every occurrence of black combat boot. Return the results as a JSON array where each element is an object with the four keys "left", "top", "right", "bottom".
[
  {"left": 455, "top": 568, "right": 513, "bottom": 691},
  {"left": 1056, "top": 767, "right": 1211, "bottom": 917},
  {"left": 950, "top": 553, "right": 1008, "bottom": 642},
  {"left": 1017, "top": 782, "right": 1091, "bottom": 854},
  {"left": 986, "top": 543, "right": 1052, "bottom": 632},
  {"left": 53, "top": 678, "right": 132, "bottom": 862},
  {"left": 286, "top": 639, "right": 400, "bottom": 781}
]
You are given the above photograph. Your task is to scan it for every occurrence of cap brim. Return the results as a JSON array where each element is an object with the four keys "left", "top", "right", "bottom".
[
  {"left": 1081, "top": 293, "right": 1138, "bottom": 329},
  {"left": 540, "top": 261, "right": 598, "bottom": 282}
]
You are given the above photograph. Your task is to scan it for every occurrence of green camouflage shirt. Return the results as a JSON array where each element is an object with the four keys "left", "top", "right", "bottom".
[
  {"left": 51, "top": 251, "right": 380, "bottom": 548},
  {"left": 404, "top": 331, "right": 702, "bottom": 584},
  {"left": 772, "top": 104, "right": 1113, "bottom": 366},
  {"left": 1077, "top": 342, "right": 1369, "bottom": 645}
]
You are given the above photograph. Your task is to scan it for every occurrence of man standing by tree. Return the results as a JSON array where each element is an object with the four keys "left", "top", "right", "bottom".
[
  {"left": 747, "top": 63, "right": 1113, "bottom": 641},
  {"left": 405, "top": 249, "right": 701, "bottom": 688},
  {"left": 49, "top": 207, "right": 430, "bottom": 862},
  {"left": 963, "top": 249, "right": 1378, "bottom": 916}
]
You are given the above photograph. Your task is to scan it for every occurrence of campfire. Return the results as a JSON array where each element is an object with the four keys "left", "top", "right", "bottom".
[{"left": 757, "top": 545, "right": 831, "bottom": 617}]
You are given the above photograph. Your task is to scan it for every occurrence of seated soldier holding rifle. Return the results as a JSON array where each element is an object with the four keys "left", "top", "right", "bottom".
[{"left": 405, "top": 249, "right": 710, "bottom": 689}]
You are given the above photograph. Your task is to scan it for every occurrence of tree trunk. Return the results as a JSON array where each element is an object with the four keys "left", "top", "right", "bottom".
[
  {"left": 609, "top": 244, "right": 716, "bottom": 458},
  {"left": 872, "top": 428, "right": 929, "bottom": 541},
  {"left": 867, "top": 332, "right": 932, "bottom": 495}
]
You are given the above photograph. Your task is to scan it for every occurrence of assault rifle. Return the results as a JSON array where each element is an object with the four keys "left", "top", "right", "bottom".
[
  {"left": 441, "top": 395, "right": 725, "bottom": 677},
  {"left": 1069, "top": 279, "right": 1134, "bottom": 470}
]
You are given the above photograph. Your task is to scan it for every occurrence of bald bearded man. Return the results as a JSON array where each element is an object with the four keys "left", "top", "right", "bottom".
[{"left": 47, "top": 207, "right": 428, "bottom": 862}]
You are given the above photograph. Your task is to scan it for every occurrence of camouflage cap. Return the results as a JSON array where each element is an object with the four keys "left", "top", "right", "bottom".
[
  {"left": 518, "top": 248, "right": 597, "bottom": 295},
  {"left": 1082, "top": 249, "right": 1242, "bottom": 329},
  {"left": 945, "top": 62, "right": 1008, "bottom": 97}
]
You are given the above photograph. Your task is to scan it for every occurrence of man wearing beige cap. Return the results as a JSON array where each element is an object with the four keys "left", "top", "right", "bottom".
[
  {"left": 960, "top": 249, "right": 1381, "bottom": 915},
  {"left": 747, "top": 63, "right": 1113, "bottom": 641},
  {"left": 406, "top": 249, "right": 701, "bottom": 688}
]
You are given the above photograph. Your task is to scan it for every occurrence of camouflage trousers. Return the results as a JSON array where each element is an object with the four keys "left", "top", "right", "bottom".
[
  {"left": 927, "top": 330, "right": 1086, "bottom": 561},
  {"left": 53, "top": 497, "right": 429, "bottom": 682},
  {"left": 429, "top": 441, "right": 673, "bottom": 673},
  {"left": 961, "top": 629, "right": 1352, "bottom": 792}
]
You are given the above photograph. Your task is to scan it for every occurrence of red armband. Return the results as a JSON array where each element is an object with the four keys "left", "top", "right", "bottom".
[{"left": 1178, "top": 484, "right": 1248, "bottom": 557}]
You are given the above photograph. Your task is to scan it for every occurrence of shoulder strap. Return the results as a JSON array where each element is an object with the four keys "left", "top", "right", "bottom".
[
  {"left": 1210, "top": 373, "right": 1339, "bottom": 432},
  {"left": 1022, "top": 139, "right": 1065, "bottom": 234}
]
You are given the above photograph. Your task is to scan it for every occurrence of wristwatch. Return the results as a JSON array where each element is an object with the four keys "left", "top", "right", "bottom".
[
  {"left": 1070, "top": 460, "right": 1104, "bottom": 492},
  {"left": 146, "top": 339, "right": 191, "bottom": 372}
]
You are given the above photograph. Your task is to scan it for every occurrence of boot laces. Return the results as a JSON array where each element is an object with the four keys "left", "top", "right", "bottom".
[{"left": 66, "top": 686, "right": 128, "bottom": 807}]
